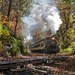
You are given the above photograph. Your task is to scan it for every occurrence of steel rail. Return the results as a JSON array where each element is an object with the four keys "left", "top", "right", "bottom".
[
  {"left": 0, "top": 56, "right": 51, "bottom": 71},
  {"left": 0, "top": 55, "right": 68, "bottom": 72}
]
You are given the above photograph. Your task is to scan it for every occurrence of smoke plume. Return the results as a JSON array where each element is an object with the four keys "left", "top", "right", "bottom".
[{"left": 31, "top": 0, "right": 62, "bottom": 34}]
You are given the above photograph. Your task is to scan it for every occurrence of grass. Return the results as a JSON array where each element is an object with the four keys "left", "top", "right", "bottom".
[{"left": 60, "top": 47, "right": 73, "bottom": 54}]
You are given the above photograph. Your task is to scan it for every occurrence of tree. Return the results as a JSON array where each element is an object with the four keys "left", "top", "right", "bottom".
[
  {"left": 1, "top": 0, "right": 32, "bottom": 37},
  {"left": 55, "top": 0, "right": 75, "bottom": 49},
  {"left": 12, "top": 0, "right": 32, "bottom": 36},
  {"left": 7, "top": 0, "right": 12, "bottom": 18},
  {"left": 0, "top": 0, "right": 33, "bottom": 55}
]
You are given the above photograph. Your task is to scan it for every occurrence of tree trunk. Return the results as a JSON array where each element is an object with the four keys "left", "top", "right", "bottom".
[
  {"left": 14, "top": 17, "right": 18, "bottom": 37},
  {"left": 1, "top": 0, "right": 3, "bottom": 29},
  {"left": 7, "top": 0, "right": 12, "bottom": 18}
]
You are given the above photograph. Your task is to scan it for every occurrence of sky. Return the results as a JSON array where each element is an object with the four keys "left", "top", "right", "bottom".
[{"left": 22, "top": 0, "right": 62, "bottom": 40}]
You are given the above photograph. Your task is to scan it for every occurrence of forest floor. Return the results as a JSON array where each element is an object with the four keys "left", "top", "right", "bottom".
[{"left": 0, "top": 52, "right": 75, "bottom": 75}]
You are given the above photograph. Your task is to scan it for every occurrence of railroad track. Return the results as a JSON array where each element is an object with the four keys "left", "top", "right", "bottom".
[
  {"left": 0, "top": 54, "right": 71, "bottom": 75},
  {"left": 0, "top": 54, "right": 68, "bottom": 70},
  {"left": 0, "top": 55, "right": 51, "bottom": 72}
]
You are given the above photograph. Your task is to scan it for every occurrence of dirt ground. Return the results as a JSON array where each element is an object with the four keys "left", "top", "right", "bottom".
[{"left": 0, "top": 52, "right": 75, "bottom": 75}]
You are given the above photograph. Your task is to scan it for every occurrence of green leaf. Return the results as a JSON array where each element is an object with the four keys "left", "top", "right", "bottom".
[{"left": 0, "top": 24, "right": 2, "bottom": 34}]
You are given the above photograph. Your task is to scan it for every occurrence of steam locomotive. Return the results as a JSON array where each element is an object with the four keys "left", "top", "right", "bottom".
[{"left": 31, "top": 36, "right": 60, "bottom": 53}]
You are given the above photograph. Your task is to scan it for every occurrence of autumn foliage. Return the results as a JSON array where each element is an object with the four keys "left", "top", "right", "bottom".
[
  {"left": 0, "top": 0, "right": 32, "bottom": 56},
  {"left": 55, "top": 0, "right": 75, "bottom": 53}
]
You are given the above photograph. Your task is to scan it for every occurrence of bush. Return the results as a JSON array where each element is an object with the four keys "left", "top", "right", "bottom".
[
  {"left": 71, "top": 42, "right": 75, "bottom": 54},
  {"left": 61, "top": 42, "right": 75, "bottom": 54},
  {"left": 16, "top": 35, "right": 25, "bottom": 55},
  {"left": 62, "top": 48, "right": 73, "bottom": 53},
  {"left": 0, "top": 28, "right": 25, "bottom": 56},
  {"left": 9, "top": 36, "right": 25, "bottom": 56},
  {"left": 9, "top": 37, "right": 20, "bottom": 56},
  {"left": 0, "top": 25, "right": 10, "bottom": 44},
  {"left": 61, "top": 41, "right": 70, "bottom": 49}
]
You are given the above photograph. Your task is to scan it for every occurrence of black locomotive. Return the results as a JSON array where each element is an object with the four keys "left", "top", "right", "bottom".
[{"left": 31, "top": 36, "right": 60, "bottom": 53}]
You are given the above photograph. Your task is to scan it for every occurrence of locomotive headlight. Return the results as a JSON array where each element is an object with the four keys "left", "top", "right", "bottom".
[{"left": 52, "top": 37, "right": 55, "bottom": 40}]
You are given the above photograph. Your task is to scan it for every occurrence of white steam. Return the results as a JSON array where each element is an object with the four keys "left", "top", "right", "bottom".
[{"left": 31, "top": 0, "right": 62, "bottom": 33}]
